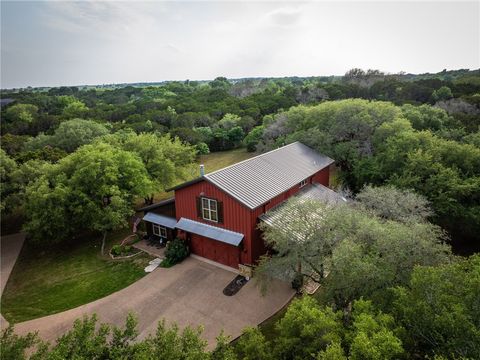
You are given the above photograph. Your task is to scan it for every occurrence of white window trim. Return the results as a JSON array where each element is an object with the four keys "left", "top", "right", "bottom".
[
  {"left": 201, "top": 197, "right": 218, "bottom": 222},
  {"left": 299, "top": 179, "right": 308, "bottom": 188},
  {"left": 152, "top": 224, "right": 167, "bottom": 238}
]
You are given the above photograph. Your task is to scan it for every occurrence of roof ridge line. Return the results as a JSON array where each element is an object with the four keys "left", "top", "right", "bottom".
[{"left": 205, "top": 141, "right": 300, "bottom": 177}]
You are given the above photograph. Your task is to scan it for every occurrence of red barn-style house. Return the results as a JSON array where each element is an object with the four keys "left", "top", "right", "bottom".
[{"left": 140, "top": 142, "right": 341, "bottom": 271}]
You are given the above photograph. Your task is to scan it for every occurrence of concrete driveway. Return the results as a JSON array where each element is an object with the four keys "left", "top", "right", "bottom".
[
  {"left": 1, "top": 233, "right": 26, "bottom": 329},
  {"left": 14, "top": 256, "right": 295, "bottom": 348}
]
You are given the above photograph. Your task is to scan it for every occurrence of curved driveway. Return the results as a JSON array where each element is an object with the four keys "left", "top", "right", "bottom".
[
  {"left": 14, "top": 257, "right": 295, "bottom": 348},
  {"left": 1, "top": 233, "right": 26, "bottom": 329}
]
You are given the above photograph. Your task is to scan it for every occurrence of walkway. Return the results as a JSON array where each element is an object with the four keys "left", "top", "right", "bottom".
[
  {"left": 14, "top": 256, "right": 295, "bottom": 348},
  {"left": 1, "top": 233, "right": 26, "bottom": 329},
  {"left": 132, "top": 239, "right": 166, "bottom": 258}
]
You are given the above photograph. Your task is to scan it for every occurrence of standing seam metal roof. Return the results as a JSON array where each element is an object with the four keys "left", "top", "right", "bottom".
[
  {"left": 204, "top": 142, "right": 334, "bottom": 209},
  {"left": 142, "top": 213, "right": 178, "bottom": 228},
  {"left": 259, "top": 183, "right": 347, "bottom": 227},
  {"left": 175, "top": 218, "right": 244, "bottom": 246}
]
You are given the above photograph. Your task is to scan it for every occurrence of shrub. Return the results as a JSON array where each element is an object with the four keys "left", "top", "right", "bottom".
[
  {"left": 111, "top": 244, "right": 133, "bottom": 257},
  {"left": 291, "top": 272, "right": 304, "bottom": 291},
  {"left": 162, "top": 238, "right": 190, "bottom": 267},
  {"left": 196, "top": 142, "right": 210, "bottom": 155}
]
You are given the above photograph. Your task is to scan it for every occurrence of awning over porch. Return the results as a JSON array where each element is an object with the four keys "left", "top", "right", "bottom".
[
  {"left": 175, "top": 217, "right": 244, "bottom": 246},
  {"left": 143, "top": 213, "right": 177, "bottom": 229}
]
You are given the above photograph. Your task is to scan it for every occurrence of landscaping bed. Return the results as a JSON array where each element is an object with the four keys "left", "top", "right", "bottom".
[{"left": 1, "top": 229, "right": 153, "bottom": 323}]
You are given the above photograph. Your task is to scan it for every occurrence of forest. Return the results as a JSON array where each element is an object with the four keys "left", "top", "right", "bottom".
[{"left": 1, "top": 68, "right": 480, "bottom": 359}]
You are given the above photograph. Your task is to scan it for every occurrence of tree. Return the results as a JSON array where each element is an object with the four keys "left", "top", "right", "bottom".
[
  {"left": 25, "top": 119, "right": 110, "bottom": 153},
  {"left": 355, "top": 185, "right": 432, "bottom": 223},
  {"left": 227, "top": 126, "right": 245, "bottom": 147},
  {"left": 218, "top": 113, "right": 242, "bottom": 130},
  {"left": 323, "top": 207, "right": 450, "bottom": 310},
  {"left": 256, "top": 199, "right": 341, "bottom": 289},
  {"left": 138, "top": 320, "right": 210, "bottom": 359},
  {"left": 212, "top": 332, "right": 238, "bottom": 360},
  {"left": 235, "top": 328, "right": 273, "bottom": 360},
  {"left": 0, "top": 150, "right": 17, "bottom": 212},
  {"left": 0, "top": 325, "right": 46, "bottom": 360},
  {"left": 244, "top": 126, "right": 264, "bottom": 152},
  {"left": 62, "top": 99, "right": 88, "bottom": 119},
  {"left": 23, "top": 143, "right": 153, "bottom": 251},
  {"left": 196, "top": 142, "right": 210, "bottom": 155},
  {"left": 3, "top": 104, "right": 38, "bottom": 134},
  {"left": 118, "top": 133, "right": 196, "bottom": 204},
  {"left": 347, "top": 300, "right": 404, "bottom": 360},
  {"left": 316, "top": 342, "right": 347, "bottom": 360},
  {"left": 273, "top": 296, "right": 343, "bottom": 360},
  {"left": 169, "top": 127, "right": 202, "bottom": 145},
  {"left": 270, "top": 99, "right": 401, "bottom": 190},
  {"left": 401, "top": 104, "right": 454, "bottom": 131},
  {"left": 1, "top": 134, "right": 30, "bottom": 156},
  {"left": 392, "top": 255, "right": 480, "bottom": 359},
  {"left": 2, "top": 159, "right": 54, "bottom": 214},
  {"left": 257, "top": 189, "right": 451, "bottom": 310},
  {"left": 432, "top": 86, "right": 453, "bottom": 102}
]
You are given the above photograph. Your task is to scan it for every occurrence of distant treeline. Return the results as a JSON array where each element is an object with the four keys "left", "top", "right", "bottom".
[{"left": 1, "top": 68, "right": 479, "bottom": 252}]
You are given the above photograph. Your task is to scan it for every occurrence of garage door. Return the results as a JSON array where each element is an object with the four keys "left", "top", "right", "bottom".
[{"left": 190, "top": 234, "right": 240, "bottom": 269}]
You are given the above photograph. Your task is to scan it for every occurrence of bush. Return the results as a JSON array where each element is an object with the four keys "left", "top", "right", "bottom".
[
  {"left": 196, "top": 142, "right": 210, "bottom": 155},
  {"left": 111, "top": 244, "right": 133, "bottom": 257},
  {"left": 291, "top": 272, "right": 304, "bottom": 291},
  {"left": 162, "top": 238, "right": 190, "bottom": 267}
]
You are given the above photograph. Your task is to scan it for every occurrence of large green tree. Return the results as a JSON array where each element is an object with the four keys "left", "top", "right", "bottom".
[
  {"left": 392, "top": 255, "right": 480, "bottom": 359},
  {"left": 25, "top": 119, "right": 109, "bottom": 153},
  {"left": 23, "top": 143, "right": 153, "bottom": 252},
  {"left": 100, "top": 132, "right": 196, "bottom": 204},
  {"left": 257, "top": 186, "right": 451, "bottom": 309}
]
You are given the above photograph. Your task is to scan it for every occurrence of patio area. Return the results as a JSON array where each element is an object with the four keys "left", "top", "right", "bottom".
[{"left": 132, "top": 239, "right": 166, "bottom": 258}]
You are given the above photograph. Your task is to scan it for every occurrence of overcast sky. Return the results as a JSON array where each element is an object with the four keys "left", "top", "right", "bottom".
[{"left": 1, "top": 1, "right": 479, "bottom": 88}]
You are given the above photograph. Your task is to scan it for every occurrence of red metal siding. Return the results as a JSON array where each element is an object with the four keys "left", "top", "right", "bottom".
[
  {"left": 174, "top": 179, "right": 254, "bottom": 265},
  {"left": 312, "top": 166, "right": 330, "bottom": 186},
  {"left": 190, "top": 234, "right": 240, "bottom": 268},
  {"left": 175, "top": 165, "right": 331, "bottom": 266},
  {"left": 250, "top": 166, "right": 331, "bottom": 263}
]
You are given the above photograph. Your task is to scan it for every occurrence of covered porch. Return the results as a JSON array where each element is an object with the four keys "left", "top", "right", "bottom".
[{"left": 132, "top": 239, "right": 166, "bottom": 258}]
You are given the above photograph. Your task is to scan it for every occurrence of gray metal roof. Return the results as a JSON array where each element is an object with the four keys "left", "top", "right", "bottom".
[
  {"left": 205, "top": 142, "right": 334, "bottom": 209},
  {"left": 295, "top": 183, "right": 347, "bottom": 205},
  {"left": 176, "top": 217, "right": 244, "bottom": 246},
  {"left": 143, "top": 213, "right": 178, "bottom": 228},
  {"left": 259, "top": 183, "right": 347, "bottom": 228}
]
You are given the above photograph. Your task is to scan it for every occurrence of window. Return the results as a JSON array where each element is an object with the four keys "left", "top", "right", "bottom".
[
  {"left": 201, "top": 197, "right": 218, "bottom": 222},
  {"left": 152, "top": 224, "right": 167, "bottom": 238},
  {"left": 299, "top": 179, "right": 308, "bottom": 188}
]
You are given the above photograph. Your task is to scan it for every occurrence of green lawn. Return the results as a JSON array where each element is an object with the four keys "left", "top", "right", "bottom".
[
  {"left": 198, "top": 147, "right": 255, "bottom": 173},
  {"left": 149, "top": 147, "right": 256, "bottom": 203},
  {"left": 1, "top": 229, "right": 152, "bottom": 324},
  {"left": 258, "top": 303, "right": 289, "bottom": 341}
]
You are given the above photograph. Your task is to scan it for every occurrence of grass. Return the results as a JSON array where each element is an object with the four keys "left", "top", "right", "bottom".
[
  {"left": 144, "top": 147, "right": 257, "bottom": 204},
  {"left": 3, "top": 148, "right": 255, "bottom": 323},
  {"left": 1, "top": 229, "right": 153, "bottom": 324},
  {"left": 198, "top": 147, "right": 255, "bottom": 174},
  {"left": 258, "top": 302, "right": 290, "bottom": 341}
]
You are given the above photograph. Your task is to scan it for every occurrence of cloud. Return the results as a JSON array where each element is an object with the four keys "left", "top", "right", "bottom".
[
  {"left": 262, "top": 6, "right": 304, "bottom": 28},
  {"left": 41, "top": 1, "right": 163, "bottom": 39}
]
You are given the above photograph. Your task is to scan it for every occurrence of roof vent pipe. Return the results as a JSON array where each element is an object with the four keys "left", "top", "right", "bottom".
[{"left": 200, "top": 164, "right": 205, "bottom": 176}]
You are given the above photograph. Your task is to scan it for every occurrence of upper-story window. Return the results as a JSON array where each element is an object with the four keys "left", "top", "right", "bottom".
[
  {"left": 202, "top": 197, "right": 218, "bottom": 222},
  {"left": 299, "top": 179, "right": 308, "bottom": 188}
]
